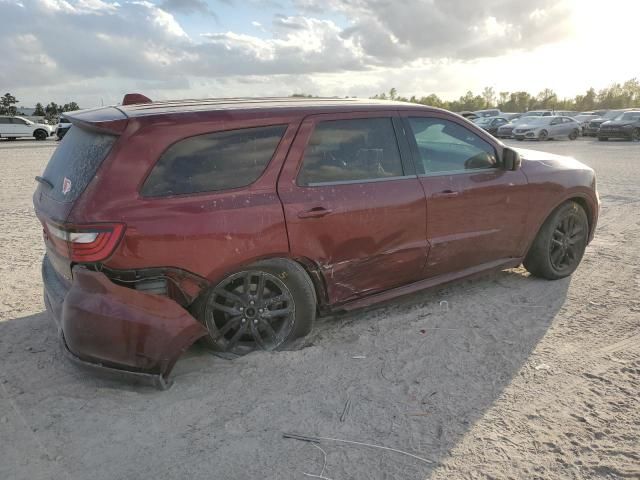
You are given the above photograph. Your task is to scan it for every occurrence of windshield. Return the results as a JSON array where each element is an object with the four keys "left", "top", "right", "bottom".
[
  {"left": 522, "top": 117, "right": 550, "bottom": 125},
  {"left": 474, "top": 117, "right": 493, "bottom": 125},
  {"left": 510, "top": 117, "right": 527, "bottom": 124},
  {"left": 616, "top": 112, "right": 640, "bottom": 121},
  {"left": 603, "top": 110, "right": 623, "bottom": 119}
]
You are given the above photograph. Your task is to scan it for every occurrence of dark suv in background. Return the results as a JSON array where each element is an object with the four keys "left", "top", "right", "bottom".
[
  {"left": 584, "top": 109, "right": 631, "bottom": 136},
  {"left": 598, "top": 110, "right": 640, "bottom": 141},
  {"left": 34, "top": 95, "right": 599, "bottom": 387}
]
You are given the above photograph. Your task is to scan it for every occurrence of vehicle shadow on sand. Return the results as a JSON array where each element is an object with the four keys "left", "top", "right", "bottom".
[{"left": 0, "top": 267, "right": 570, "bottom": 480}]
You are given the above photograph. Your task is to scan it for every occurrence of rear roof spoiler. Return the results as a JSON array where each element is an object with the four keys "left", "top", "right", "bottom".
[{"left": 64, "top": 107, "right": 129, "bottom": 135}]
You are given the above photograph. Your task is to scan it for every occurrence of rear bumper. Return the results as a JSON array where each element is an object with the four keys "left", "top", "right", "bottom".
[{"left": 42, "top": 256, "right": 207, "bottom": 389}]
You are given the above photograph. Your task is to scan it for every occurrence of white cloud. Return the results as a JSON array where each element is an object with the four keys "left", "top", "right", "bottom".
[{"left": 0, "top": 0, "right": 635, "bottom": 108}]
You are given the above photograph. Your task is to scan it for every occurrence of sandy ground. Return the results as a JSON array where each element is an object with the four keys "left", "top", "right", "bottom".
[{"left": 0, "top": 137, "right": 638, "bottom": 480}]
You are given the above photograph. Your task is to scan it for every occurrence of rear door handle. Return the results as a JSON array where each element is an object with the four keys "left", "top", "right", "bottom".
[
  {"left": 297, "top": 207, "right": 333, "bottom": 219},
  {"left": 433, "top": 189, "right": 460, "bottom": 199}
]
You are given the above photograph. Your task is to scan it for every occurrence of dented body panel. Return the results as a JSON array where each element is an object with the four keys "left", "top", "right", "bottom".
[{"left": 43, "top": 257, "right": 206, "bottom": 386}]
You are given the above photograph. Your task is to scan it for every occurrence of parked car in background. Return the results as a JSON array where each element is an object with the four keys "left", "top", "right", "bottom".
[
  {"left": 513, "top": 116, "right": 580, "bottom": 141},
  {"left": 496, "top": 116, "right": 528, "bottom": 139},
  {"left": 554, "top": 110, "right": 578, "bottom": 117},
  {"left": 598, "top": 110, "right": 640, "bottom": 141},
  {"left": 474, "top": 116, "right": 510, "bottom": 135},
  {"left": 583, "top": 109, "right": 630, "bottom": 136},
  {"left": 35, "top": 95, "right": 598, "bottom": 386},
  {"left": 473, "top": 108, "right": 501, "bottom": 118},
  {"left": 459, "top": 111, "right": 478, "bottom": 119},
  {"left": 0, "top": 116, "right": 53, "bottom": 140},
  {"left": 522, "top": 110, "right": 553, "bottom": 118},
  {"left": 574, "top": 114, "right": 601, "bottom": 134},
  {"left": 55, "top": 117, "right": 72, "bottom": 140},
  {"left": 502, "top": 113, "right": 522, "bottom": 121}
]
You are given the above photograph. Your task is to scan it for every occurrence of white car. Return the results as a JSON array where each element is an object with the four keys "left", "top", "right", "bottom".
[{"left": 0, "top": 116, "right": 53, "bottom": 141}]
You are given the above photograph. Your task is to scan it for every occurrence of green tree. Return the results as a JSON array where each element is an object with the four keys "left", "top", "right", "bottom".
[
  {"left": 481, "top": 86, "right": 496, "bottom": 108},
  {"left": 535, "top": 88, "right": 557, "bottom": 109},
  {"left": 368, "top": 77, "right": 640, "bottom": 113},
  {"left": 62, "top": 102, "right": 80, "bottom": 112},
  {"left": 0, "top": 93, "right": 19, "bottom": 115},
  {"left": 498, "top": 91, "right": 510, "bottom": 109},
  {"left": 33, "top": 102, "right": 45, "bottom": 116}
]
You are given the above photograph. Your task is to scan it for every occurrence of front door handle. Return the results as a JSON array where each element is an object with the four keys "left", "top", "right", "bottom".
[
  {"left": 297, "top": 207, "right": 333, "bottom": 219},
  {"left": 433, "top": 189, "right": 460, "bottom": 199}
]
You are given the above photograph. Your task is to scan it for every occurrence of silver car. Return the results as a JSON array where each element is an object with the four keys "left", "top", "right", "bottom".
[{"left": 513, "top": 116, "right": 581, "bottom": 141}]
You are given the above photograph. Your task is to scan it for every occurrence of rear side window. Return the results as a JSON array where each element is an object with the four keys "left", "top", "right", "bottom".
[
  {"left": 142, "top": 125, "right": 286, "bottom": 197},
  {"left": 297, "top": 118, "right": 404, "bottom": 186},
  {"left": 41, "top": 126, "right": 117, "bottom": 202}
]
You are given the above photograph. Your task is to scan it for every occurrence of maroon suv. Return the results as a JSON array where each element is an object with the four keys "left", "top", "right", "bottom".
[{"left": 35, "top": 96, "right": 599, "bottom": 387}]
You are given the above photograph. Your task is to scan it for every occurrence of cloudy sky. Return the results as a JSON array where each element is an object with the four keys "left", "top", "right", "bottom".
[{"left": 1, "top": 0, "right": 638, "bottom": 108}]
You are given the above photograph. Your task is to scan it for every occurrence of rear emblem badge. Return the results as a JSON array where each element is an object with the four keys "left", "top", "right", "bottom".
[{"left": 62, "top": 177, "right": 72, "bottom": 195}]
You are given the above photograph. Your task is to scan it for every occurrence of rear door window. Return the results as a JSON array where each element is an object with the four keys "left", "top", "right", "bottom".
[
  {"left": 41, "top": 126, "right": 117, "bottom": 202},
  {"left": 297, "top": 118, "right": 404, "bottom": 186},
  {"left": 142, "top": 125, "right": 286, "bottom": 197}
]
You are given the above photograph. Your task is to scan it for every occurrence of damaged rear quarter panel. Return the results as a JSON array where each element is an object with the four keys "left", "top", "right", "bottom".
[{"left": 63, "top": 267, "right": 207, "bottom": 378}]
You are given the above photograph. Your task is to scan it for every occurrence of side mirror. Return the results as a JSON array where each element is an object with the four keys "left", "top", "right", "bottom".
[{"left": 502, "top": 147, "right": 521, "bottom": 171}]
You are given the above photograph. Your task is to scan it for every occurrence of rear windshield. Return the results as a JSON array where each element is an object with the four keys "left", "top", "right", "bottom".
[{"left": 41, "top": 126, "right": 117, "bottom": 202}]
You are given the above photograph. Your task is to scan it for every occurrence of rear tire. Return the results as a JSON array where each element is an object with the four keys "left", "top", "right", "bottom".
[
  {"left": 524, "top": 201, "right": 589, "bottom": 280},
  {"left": 196, "top": 259, "right": 317, "bottom": 355},
  {"left": 598, "top": 136, "right": 608, "bottom": 141},
  {"left": 34, "top": 130, "right": 47, "bottom": 141},
  {"left": 631, "top": 128, "right": 640, "bottom": 142}
]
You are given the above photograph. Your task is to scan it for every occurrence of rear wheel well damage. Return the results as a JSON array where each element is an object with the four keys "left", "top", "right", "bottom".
[
  {"left": 94, "top": 265, "right": 210, "bottom": 308},
  {"left": 188, "top": 256, "right": 327, "bottom": 326}
]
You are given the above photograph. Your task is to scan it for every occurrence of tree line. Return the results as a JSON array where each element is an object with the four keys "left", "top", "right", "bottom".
[
  {"left": 371, "top": 78, "right": 640, "bottom": 113},
  {"left": 0, "top": 93, "right": 80, "bottom": 121}
]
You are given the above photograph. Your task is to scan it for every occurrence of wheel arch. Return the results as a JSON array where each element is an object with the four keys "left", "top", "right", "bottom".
[
  {"left": 523, "top": 193, "right": 597, "bottom": 258},
  {"left": 199, "top": 254, "right": 328, "bottom": 311}
]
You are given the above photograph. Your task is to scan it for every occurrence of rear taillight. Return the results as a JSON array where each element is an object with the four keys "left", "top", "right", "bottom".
[{"left": 45, "top": 222, "right": 125, "bottom": 263}]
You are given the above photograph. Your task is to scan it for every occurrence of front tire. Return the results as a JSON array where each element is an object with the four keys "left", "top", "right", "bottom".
[
  {"left": 569, "top": 129, "right": 578, "bottom": 140},
  {"left": 524, "top": 201, "right": 589, "bottom": 280},
  {"left": 538, "top": 130, "right": 548, "bottom": 141},
  {"left": 598, "top": 136, "right": 608, "bottom": 141},
  {"left": 197, "top": 259, "right": 316, "bottom": 355}
]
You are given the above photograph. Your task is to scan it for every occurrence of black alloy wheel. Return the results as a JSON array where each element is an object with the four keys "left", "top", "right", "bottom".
[
  {"left": 548, "top": 211, "right": 587, "bottom": 273},
  {"left": 524, "top": 201, "right": 589, "bottom": 280},
  {"left": 204, "top": 270, "right": 295, "bottom": 354}
]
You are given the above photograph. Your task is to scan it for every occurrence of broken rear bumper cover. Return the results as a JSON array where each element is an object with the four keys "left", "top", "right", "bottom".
[{"left": 42, "top": 256, "right": 207, "bottom": 389}]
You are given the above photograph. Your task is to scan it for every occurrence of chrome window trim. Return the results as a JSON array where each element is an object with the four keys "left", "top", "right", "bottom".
[
  {"left": 303, "top": 175, "right": 417, "bottom": 188},
  {"left": 417, "top": 167, "right": 499, "bottom": 178}
]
